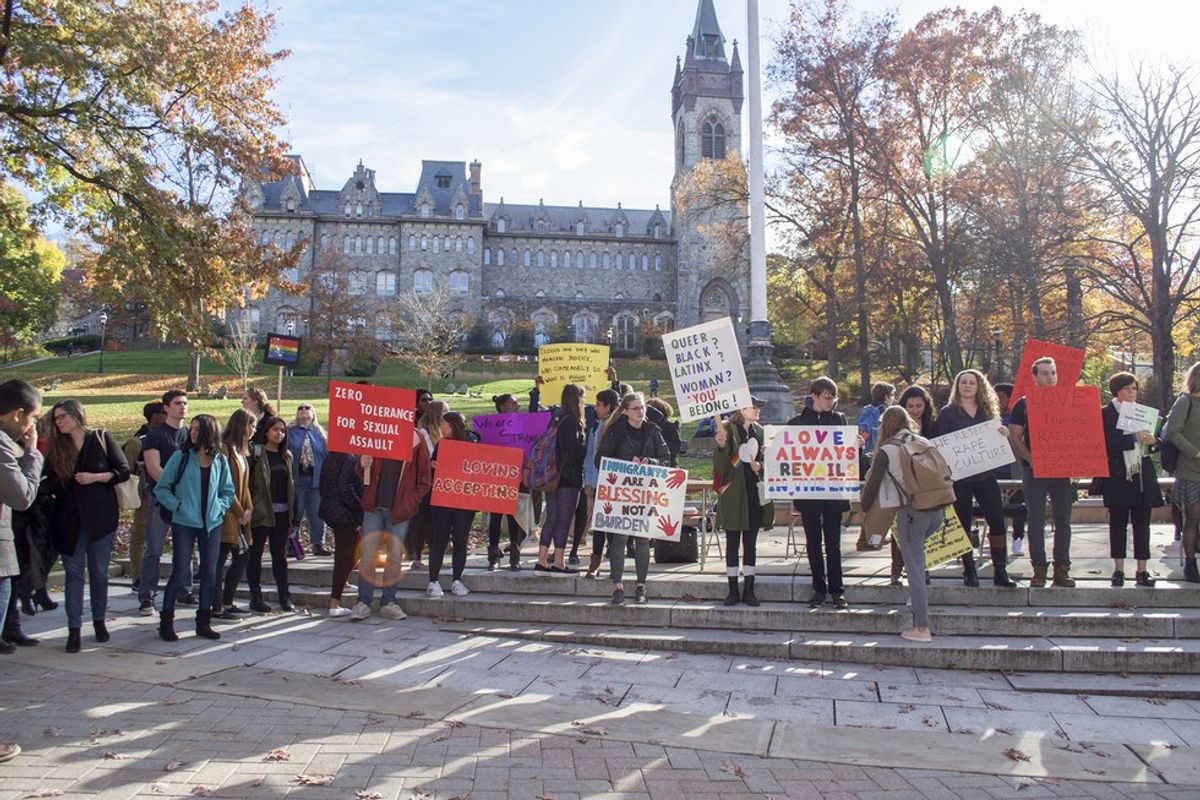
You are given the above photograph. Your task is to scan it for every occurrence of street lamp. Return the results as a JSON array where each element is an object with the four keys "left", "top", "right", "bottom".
[
  {"left": 992, "top": 327, "right": 1003, "bottom": 378},
  {"left": 98, "top": 311, "right": 108, "bottom": 374}
]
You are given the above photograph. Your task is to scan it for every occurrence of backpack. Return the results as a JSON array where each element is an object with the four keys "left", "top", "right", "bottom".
[
  {"left": 522, "top": 422, "right": 561, "bottom": 492},
  {"left": 883, "top": 433, "right": 956, "bottom": 511},
  {"left": 1162, "top": 395, "right": 1194, "bottom": 474}
]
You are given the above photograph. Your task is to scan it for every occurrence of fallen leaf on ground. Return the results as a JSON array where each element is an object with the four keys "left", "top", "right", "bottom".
[
  {"left": 42, "top": 728, "right": 61, "bottom": 738},
  {"left": 1146, "top": 697, "right": 1168, "bottom": 705},
  {"left": 985, "top": 702, "right": 1012, "bottom": 711},
  {"left": 265, "top": 748, "right": 291, "bottom": 761},
  {"left": 164, "top": 761, "right": 186, "bottom": 771},
  {"left": 355, "top": 791, "right": 383, "bottom": 800},
  {"left": 23, "top": 790, "right": 64, "bottom": 798},
  {"left": 250, "top": 777, "right": 264, "bottom": 788},
  {"left": 720, "top": 761, "right": 747, "bottom": 778},
  {"left": 896, "top": 704, "right": 917, "bottom": 713},
  {"left": 102, "top": 751, "right": 133, "bottom": 760},
  {"left": 190, "top": 787, "right": 215, "bottom": 797},
  {"left": 995, "top": 726, "right": 1016, "bottom": 735},
  {"left": 295, "top": 774, "right": 334, "bottom": 786},
  {"left": 570, "top": 721, "right": 607, "bottom": 736},
  {"left": 1004, "top": 748, "right": 1031, "bottom": 762},
  {"left": 149, "top": 783, "right": 170, "bottom": 794}
]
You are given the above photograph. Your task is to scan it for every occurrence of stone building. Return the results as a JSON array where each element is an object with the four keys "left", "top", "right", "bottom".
[{"left": 241, "top": 0, "right": 749, "bottom": 354}]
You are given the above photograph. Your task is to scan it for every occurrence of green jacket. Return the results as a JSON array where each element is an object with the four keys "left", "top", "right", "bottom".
[
  {"left": 713, "top": 420, "right": 776, "bottom": 532},
  {"left": 1166, "top": 393, "right": 1200, "bottom": 483},
  {"left": 249, "top": 445, "right": 296, "bottom": 529}
]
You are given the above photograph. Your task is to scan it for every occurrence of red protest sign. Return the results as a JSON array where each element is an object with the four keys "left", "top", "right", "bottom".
[
  {"left": 430, "top": 439, "right": 522, "bottom": 516},
  {"left": 327, "top": 381, "right": 416, "bottom": 461},
  {"left": 1027, "top": 385, "right": 1108, "bottom": 479},
  {"left": 1009, "top": 340, "right": 1086, "bottom": 410}
]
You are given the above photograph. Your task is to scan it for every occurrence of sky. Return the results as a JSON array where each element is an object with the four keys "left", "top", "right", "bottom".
[{"left": 263, "top": 0, "right": 1197, "bottom": 211}]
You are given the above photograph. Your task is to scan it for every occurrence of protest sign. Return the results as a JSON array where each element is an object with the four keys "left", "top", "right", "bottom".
[
  {"left": 763, "top": 425, "right": 860, "bottom": 501},
  {"left": 1117, "top": 401, "right": 1159, "bottom": 434},
  {"left": 929, "top": 419, "right": 1015, "bottom": 481},
  {"left": 925, "top": 513, "right": 974, "bottom": 567},
  {"left": 538, "top": 343, "right": 610, "bottom": 401},
  {"left": 592, "top": 457, "right": 689, "bottom": 540},
  {"left": 1009, "top": 340, "right": 1086, "bottom": 410},
  {"left": 472, "top": 412, "right": 552, "bottom": 458},
  {"left": 1027, "top": 385, "right": 1108, "bottom": 478},
  {"left": 263, "top": 333, "right": 302, "bottom": 368},
  {"left": 327, "top": 381, "right": 416, "bottom": 461},
  {"left": 662, "top": 316, "right": 751, "bottom": 422},
  {"left": 430, "top": 439, "right": 522, "bottom": 516}
]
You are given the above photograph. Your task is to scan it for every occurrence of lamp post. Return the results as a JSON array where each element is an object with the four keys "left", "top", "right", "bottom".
[
  {"left": 98, "top": 311, "right": 108, "bottom": 374},
  {"left": 992, "top": 327, "right": 1002, "bottom": 379}
]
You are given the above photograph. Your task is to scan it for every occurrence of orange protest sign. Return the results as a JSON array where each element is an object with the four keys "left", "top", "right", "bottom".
[
  {"left": 1009, "top": 340, "right": 1086, "bottom": 410},
  {"left": 430, "top": 439, "right": 522, "bottom": 516},
  {"left": 327, "top": 382, "right": 416, "bottom": 461},
  {"left": 1027, "top": 385, "right": 1109, "bottom": 479}
]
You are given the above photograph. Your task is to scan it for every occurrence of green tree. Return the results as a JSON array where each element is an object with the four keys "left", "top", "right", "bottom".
[{"left": 0, "top": 183, "right": 64, "bottom": 357}]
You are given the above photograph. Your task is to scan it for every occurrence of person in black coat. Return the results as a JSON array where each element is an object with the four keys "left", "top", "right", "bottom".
[
  {"left": 1100, "top": 372, "right": 1163, "bottom": 587},
  {"left": 319, "top": 450, "right": 364, "bottom": 616},
  {"left": 787, "top": 377, "right": 862, "bottom": 609}
]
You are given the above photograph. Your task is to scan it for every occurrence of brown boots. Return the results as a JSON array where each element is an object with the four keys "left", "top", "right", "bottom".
[{"left": 1030, "top": 563, "right": 1075, "bottom": 588}]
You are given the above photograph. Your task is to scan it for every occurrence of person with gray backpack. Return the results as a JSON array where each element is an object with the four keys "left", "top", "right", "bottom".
[{"left": 860, "top": 406, "right": 956, "bottom": 643}]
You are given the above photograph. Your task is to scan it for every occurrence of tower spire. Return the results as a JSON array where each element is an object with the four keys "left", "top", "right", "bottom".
[{"left": 690, "top": 0, "right": 727, "bottom": 61}]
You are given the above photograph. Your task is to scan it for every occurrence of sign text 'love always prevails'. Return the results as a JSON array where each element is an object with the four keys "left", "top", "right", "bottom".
[{"left": 327, "top": 381, "right": 416, "bottom": 461}]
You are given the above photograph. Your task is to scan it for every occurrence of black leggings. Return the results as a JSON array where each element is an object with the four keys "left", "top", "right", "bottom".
[
  {"left": 568, "top": 490, "right": 590, "bottom": 556},
  {"left": 725, "top": 529, "right": 759, "bottom": 575},
  {"left": 488, "top": 513, "right": 525, "bottom": 556},
  {"left": 1108, "top": 506, "right": 1151, "bottom": 560},
  {"left": 951, "top": 477, "right": 1002, "bottom": 568},
  {"left": 800, "top": 503, "right": 844, "bottom": 595},
  {"left": 1183, "top": 502, "right": 1200, "bottom": 560},
  {"left": 248, "top": 517, "right": 290, "bottom": 601},
  {"left": 429, "top": 507, "right": 474, "bottom": 582},
  {"left": 214, "top": 542, "right": 248, "bottom": 609},
  {"left": 329, "top": 523, "right": 359, "bottom": 602}
]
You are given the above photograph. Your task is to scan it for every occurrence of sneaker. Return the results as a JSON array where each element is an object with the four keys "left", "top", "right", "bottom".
[
  {"left": 451, "top": 580, "right": 470, "bottom": 597},
  {"left": 328, "top": 605, "right": 352, "bottom": 618},
  {"left": 807, "top": 592, "right": 826, "bottom": 609},
  {"left": 1012, "top": 538, "right": 1025, "bottom": 557},
  {"left": 832, "top": 594, "right": 849, "bottom": 610},
  {"left": 0, "top": 742, "right": 20, "bottom": 763},
  {"left": 139, "top": 599, "right": 155, "bottom": 616},
  {"left": 567, "top": 554, "right": 580, "bottom": 566},
  {"left": 379, "top": 603, "right": 407, "bottom": 620},
  {"left": 226, "top": 604, "right": 251, "bottom": 615},
  {"left": 177, "top": 592, "right": 198, "bottom": 607},
  {"left": 411, "top": 560, "right": 425, "bottom": 570},
  {"left": 214, "top": 609, "right": 238, "bottom": 622},
  {"left": 611, "top": 588, "right": 625, "bottom": 605},
  {"left": 634, "top": 585, "right": 647, "bottom": 605},
  {"left": 349, "top": 602, "right": 371, "bottom": 621},
  {"left": 130, "top": 579, "right": 140, "bottom": 593},
  {"left": 426, "top": 581, "right": 445, "bottom": 598}
]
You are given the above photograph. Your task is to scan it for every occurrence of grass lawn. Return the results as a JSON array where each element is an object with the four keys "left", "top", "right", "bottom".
[{"left": 2, "top": 348, "right": 714, "bottom": 477}]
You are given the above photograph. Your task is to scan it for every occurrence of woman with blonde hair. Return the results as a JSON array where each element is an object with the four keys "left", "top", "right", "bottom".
[
  {"left": 44, "top": 399, "right": 131, "bottom": 652},
  {"left": 933, "top": 369, "right": 1016, "bottom": 588},
  {"left": 1165, "top": 363, "right": 1200, "bottom": 582},
  {"left": 860, "top": 406, "right": 944, "bottom": 643}
]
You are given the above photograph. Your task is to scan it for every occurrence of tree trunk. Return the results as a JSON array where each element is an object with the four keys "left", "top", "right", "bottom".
[
  {"left": 187, "top": 352, "right": 201, "bottom": 392},
  {"left": 824, "top": 287, "right": 839, "bottom": 379},
  {"left": 848, "top": 157, "right": 871, "bottom": 404},
  {"left": 1065, "top": 267, "right": 1084, "bottom": 348}
]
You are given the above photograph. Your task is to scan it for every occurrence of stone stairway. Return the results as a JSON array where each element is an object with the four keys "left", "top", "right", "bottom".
[{"left": 124, "top": 556, "right": 1200, "bottom": 675}]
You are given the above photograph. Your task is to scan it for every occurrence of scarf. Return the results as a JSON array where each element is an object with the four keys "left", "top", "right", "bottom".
[
  {"left": 1114, "top": 401, "right": 1142, "bottom": 479},
  {"left": 300, "top": 429, "right": 315, "bottom": 472}
]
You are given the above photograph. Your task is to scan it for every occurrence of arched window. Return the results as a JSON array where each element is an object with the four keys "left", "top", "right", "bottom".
[
  {"left": 575, "top": 290, "right": 584, "bottom": 299},
  {"left": 550, "top": 251, "right": 558, "bottom": 268},
  {"left": 420, "top": 203, "right": 431, "bottom": 218},
  {"left": 455, "top": 236, "right": 462, "bottom": 253},
  {"left": 614, "top": 292, "right": 625, "bottom": 300},
  {"left": 455, "top": 205, "right": 464, "bottom": 220},
  {"left": 420, "top": 235, "right": 428, "bottom": 251},
  {"left": 413, "top": 269, "right": 433, "bottom": 294},
  {"left": 389, "top": 236, "right": 397, "bottom": 255},
  {"left": 614, "top": 223, "right": 624, "bottom": 237},
  {"left": 615, "top": 254, "right": 623, "bottom": 270},
  {"left": 276, "top": 307, "right": 300, "bottom": 334},
  {"left": 483, "top": 247, "right": 491, "bottom": 266},
  {"left": 366, "top": 236, "right": 374, "bottom": 255},
  {"left": 577, "top": 250, "right": 584, "bottom": 268},
  {"left": 466, "top": 237, "right": 474, "bottom": 254},
  {"left": 248, "top": 308, "right": 261, "bottom": 332},
  {"left": 496, "top": 218, "right": 507, "bottom": 233},
  {"left": 348, "top": 270, "right": 367, "bottom": 295},
  {"left": 433, "top": 236, "right": 440, "bottom": 254},
  {"left": 589, "top": 252, "right": 597, "bottom": 269},
  {"left": 654, "top": 255, "right": 662, "bottom": 271},
  {"left": 563, "top": 251, "right": 571, "bottom": 268},
  {"left": 653, "top": 293, "right": 662, "bottom": 302},
  {"left": 355, "top": 202, "right": 363, "bottom": 217},
  {"left": 497, "top": 248, "right": 505, "bottom": 266},
  {"left": 524, "top": 249, "right": 531, "bottom": 267},
  {"left": 353, "top": 236, "right": 362, "bottom": 254},
  {"left": 641, "top": 254, "right": 649, "bottom": 271},
  {"left": 344, "top": 202, "right": 351, "bottom": 217},
  {"left": 495, "top": 289, "right": 506, "bottom": 299},
  {"left": 378, "top": 236, "right": 386, "bottom": 254},
  {"left": 573, "top": 312, "right": 597, "bottom": 343},
  {"left": 260, "top": 231, "right": 270, "bottom": 246},
  {"left": 536, "top": 250, "right": 545, "bottom": 267},
  {"left": 319, "top": 233, "right": 329, "bottom": 250},
  {"left": 450, "top": 271, "right": 469, "bottom": 296},
  {"left": 343, "top": 236, "right": 351, "bottom": 255},
  {"left": 653, "top": 224, "right": 662, "bottom": 239},
  {"left": 376, "top": 271, "right": 396, "bottom": 296},
  {"left": 408, "top": 234, "right": 416, "bottom": 251},
  {"left": 602, "top": 252, "right": 610, "bottom": 269},
  {"left": 273, "top": 231, "right": 283, "bottom": 248},
  {"left": 616, "top": 314, "right": 636, "bottom": 350},
  {"left": 702, "top": 120, "right": 726, "bottom": 159},
  {"left": 575, "top": 221, "right": 585, "bottom": 235}
]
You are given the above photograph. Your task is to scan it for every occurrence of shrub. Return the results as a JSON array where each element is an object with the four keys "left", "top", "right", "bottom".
[{"left": 43, "top": 334, "right": 102, "bottom": 354}]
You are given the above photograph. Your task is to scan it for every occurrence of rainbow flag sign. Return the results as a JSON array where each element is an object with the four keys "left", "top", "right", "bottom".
[{"left": 264, "top": 333, "right": 302, "bottom": 367}]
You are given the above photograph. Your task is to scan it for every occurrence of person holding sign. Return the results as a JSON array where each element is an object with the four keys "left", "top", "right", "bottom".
[
  {"left": 1165, "top": 363, "right": 1200, "bottom": 582},
  {"left": 1008, "top": 357, "right": 1077, "bottom": 588},
  {"left": 1100, "top": 372, "right": 1163, "bottom": 588},
  {"left": 932, "top": 370, "right": 1016, "bottom": 588},
  {"left": 595, "top": 392, "right": 670, "bottom": 605},
  {"left": 427, "top": 413, "right": 477, "bottom": 598},
  {"left": 787, "top": 378, "right": 858, "bottom": 609},
  {"left": 713, "top": 398, "right": 775, "bottom": 607},
  {"left": 860, "top": 407, "right": 947, "bottom": 643},
  {"left": 534, "top": 385, "right": 587, "bottom": 574}
]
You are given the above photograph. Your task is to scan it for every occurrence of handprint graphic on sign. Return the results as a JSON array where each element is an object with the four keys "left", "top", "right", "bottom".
[
  {"left": 666, "top": 469, "right": 686, "bottom": 489},
  {"left": 606, "top": 472, "right": 618, "bottom": 485},
  {"left": 657, "top": 516, "right": 678, "bottom": 538},
  {"left": 602, "top": 502, "right": 613, "bottom": 515}
]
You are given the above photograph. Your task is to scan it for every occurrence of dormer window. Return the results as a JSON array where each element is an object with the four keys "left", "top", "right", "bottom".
[
  {"left": 355, "top": 202, "right": 363, "bottom": 217},
  {"left": 496, "top": 218, "right": 507, "bottom": 233},
  {"left": 420, "top": 203, "right": 431, "bottom": 218},
  {"left": 435, "top": 175, "right": 451, "bottom": 189},
  {"left": 614, "top": 223, "right": 623, "bottom": 238},
  {"left": 455, "top": 205, "right": 464, "bottom": 220},
  {"left": 703, "top": 34, "right": 718, "bottom": 57},
  {"left": 575, "top": 222, "right": 585, "bottom": 236},
  {"left": 653, "top": 224, "right": 662, "bottom": 238},
  {"left": 344, "top": 202, "right": 351, "bottom": 217},
  {"left": 285, "top": 199, "right": 296, "bottom": 213}
]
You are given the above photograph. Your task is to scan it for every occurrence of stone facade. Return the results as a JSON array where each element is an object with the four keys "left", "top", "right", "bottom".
[{"left": 241, "top": 0, "right": 749, "bottom": 354}]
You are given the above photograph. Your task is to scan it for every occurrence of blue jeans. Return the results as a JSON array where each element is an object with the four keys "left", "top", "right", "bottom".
[
  {"left": 295, "top": 473, "right": 325, "bottom": 548},
  {"left": 357, "top": 508, "right": 408, "bottom": 607},
  {"left": 62, "top": 530, "right": 115, "bottom": 629},
  {"left": 0, "top": 577, "right": 10, "bottom": 639},
  {"left": 163, "top": 523, "right": 221, "bottom": 616},
  {"left": 139, "top": 495, "right": 192, "bottom": 602}
]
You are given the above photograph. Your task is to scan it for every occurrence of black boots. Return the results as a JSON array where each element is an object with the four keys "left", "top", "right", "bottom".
[
  {"left": 991, "top": 547, "right": 1018, "bottom": 588},
  {"left": 65, "top": 627, "right": 81, "bottom": 654},
  {"left": 158, "top": 611, "right": 178, "bottom": 642},
  {"left": 1185, "top": 558, "right": 1200, "bottom": 584},
  {"left": 962, "top": 553, "right": 980, "bottom": 587},
  {"left": 93, "top": 619, "right": 110, "bottom": 643},
  {"left": 33, "top": 588, "right": 57, "bottom": 611},
  {"left": 195, "top": 611, "right": 221, "bottom": 640},
  {"left": 723, "top": 576, "right": 741, "bottom": 606},
  {"left": 742, "top": 576, "right": 759, "bottom": 607},
  {"left": 248, "top": 590, "right": 271, "bottom": 613}
]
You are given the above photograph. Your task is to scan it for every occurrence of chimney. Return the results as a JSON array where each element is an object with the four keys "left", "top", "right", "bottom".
[{"left": 469, "top": 160, "right": 482, "bottom": 197}]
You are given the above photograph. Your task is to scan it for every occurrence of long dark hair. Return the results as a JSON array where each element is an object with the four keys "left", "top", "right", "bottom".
[
  {"left": 443, "top": 411, "right": 469, "bottom": 441},
  {"left": 188, "top": 414, "right": 222, "bottom": 458},
  {"left": 559, "top": 384, "right": 585, "bottom": 430},
  {"left": 45, "top": 399, "right": 89, "bottom": 482},
  {"left": 222, "top": 408, "right": 255, "bottom": 455},
  {"left": 898, "top": 385, "right": 936, "bottom": 437},
  {"left": 258, "top": 415, "right": 287, "bottom": 451}
]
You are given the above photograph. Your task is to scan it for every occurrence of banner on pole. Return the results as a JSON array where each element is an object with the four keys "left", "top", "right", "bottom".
[
  {"left": 929, "top": 419, "right": 1015, "bottom": 481},
  {"left": 1009, "top": 340, "right": 1086, "bottom": 410},
  {"left": 925, "top": 513, "right": 974, "bottom": 567},
  {"left": 430, "top": 439, "right": 522, "bottom": 516},
  {"left": 472, "top": 412, "right": 553, "bottom": 458},
  {"left": 592, "top": 457, "right": 689, "bottom": 540},
  {"left": 1116, "top": 401, "right": 1159, "bottom": 434},
  {"left": 763, "top": 425, "right": 860, "bottom": 500},
  {"left": 538, "top": 343, "right": 610, "bottom": 401},
  {"left": 662, "top": 317, "right": 751, "bottom": 422},
  {"left": 1027, "top": 385, "right": 1109, "bottom": 478},
  {"left": 327, "top": 381, "right": 416, "bottom": 461}
]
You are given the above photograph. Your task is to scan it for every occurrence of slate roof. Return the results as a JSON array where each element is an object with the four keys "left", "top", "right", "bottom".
[{"left": 482, "top": 202, "right": 670, "bottom": 237}]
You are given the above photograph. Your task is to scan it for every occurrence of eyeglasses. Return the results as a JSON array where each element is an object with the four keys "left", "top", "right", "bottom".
[
  {"left": 298, "top": 405, "right": 313, "bottom": 411},
  {"left": 53, "top": 414, "right": 68, "bottom": 422}
]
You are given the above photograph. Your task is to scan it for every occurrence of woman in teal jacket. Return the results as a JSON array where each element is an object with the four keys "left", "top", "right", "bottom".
[{"left": 154, "top": 414, "right": 234, "bottom": 642}]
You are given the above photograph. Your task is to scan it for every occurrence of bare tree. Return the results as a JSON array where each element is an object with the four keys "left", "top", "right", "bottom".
[
  {"left": 384, "top": 286, "right": 471, "bottom": 390},
  {"left": 221, "top": 311, "right": 260, "bottom": 392},
  {"left": 306, "top": 251, "right": 380, "bottom": 381}
]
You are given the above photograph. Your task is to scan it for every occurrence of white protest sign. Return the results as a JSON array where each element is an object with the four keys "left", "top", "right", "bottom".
[
  {"left": 1116, "top": 401, "right": 1159, "bottom": 434},
  {"left": 763, "top": 425, "right": 860, "bottom": 501},
  {"left": 929, "top": 419, "right": 1015, "bottom": 481},
  {"left": 662, "top": 316, "right": 751, "bottom": 422},
  {"left": 592, "top": 457, "right": 689, "bottom": 540}
]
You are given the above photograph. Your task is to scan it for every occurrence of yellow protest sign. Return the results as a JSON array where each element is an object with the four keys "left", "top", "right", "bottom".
[
  {"left": 924, "top": 512, "right": 974, "bottom": 567},
  {"left": 538, "top": 343, "right": 610, "bottom": 402}
]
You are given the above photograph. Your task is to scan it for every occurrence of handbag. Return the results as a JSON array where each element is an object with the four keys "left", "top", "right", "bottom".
[
  {"left": 1162, "top": 396, "right": 1193, "bottom": 474},
  {"left": 287, "top": 530, "right": 305, "bottom": 560},
  {"left": 115, "top": 474, "right": 141, "bottom": 510}
]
